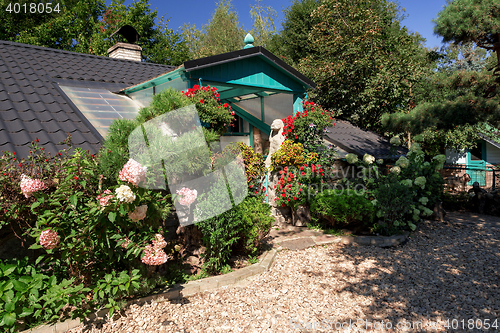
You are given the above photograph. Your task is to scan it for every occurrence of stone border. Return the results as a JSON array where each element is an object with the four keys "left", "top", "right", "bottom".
[
  {"left": 339, "top": 231, "right": 410, "bottom": 248},
  {"left": 21, "top": 249, "right": 279, "bottom": 333},
  {"left": 22, "top": 231, "right": 410, "bottom": 333}
]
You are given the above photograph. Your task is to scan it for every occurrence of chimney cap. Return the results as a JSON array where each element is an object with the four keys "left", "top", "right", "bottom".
[{"left": 110, "top": 25, "right": 140, "bottom": 44}]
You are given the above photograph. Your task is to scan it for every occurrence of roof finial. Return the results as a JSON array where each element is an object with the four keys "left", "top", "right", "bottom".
[{"left": 244, "top": 33, "right": 254, "bottom": 49}]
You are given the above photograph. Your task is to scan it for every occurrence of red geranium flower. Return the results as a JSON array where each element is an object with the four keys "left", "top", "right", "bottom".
[
  {"left": 294, "top": 197, "right": 297, "bottom": 200},
  {"left": 200, "top": 99, "right": 205, "bottom": 104},
  {"left": 301, "top": 172, "right": 305, "bottom": 176}
]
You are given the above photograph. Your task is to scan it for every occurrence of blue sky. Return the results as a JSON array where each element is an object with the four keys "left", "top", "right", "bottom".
[{"left": 117, "top": 0, "right": 449, "bottom": 49}]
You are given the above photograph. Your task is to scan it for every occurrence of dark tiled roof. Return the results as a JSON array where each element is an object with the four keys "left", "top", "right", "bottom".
[
  {"left": 325, "top": 120, "right": 407, "bottom": 159},
  {"left": 0, "top": 40, "right": 175, "bottom": 158}
]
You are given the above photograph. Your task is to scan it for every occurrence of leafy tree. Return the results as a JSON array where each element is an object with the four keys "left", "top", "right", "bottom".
[
  {"left": 267, "top": 0, "right": 321, "bottom": 65},
  {"left": 298, "top": 0, "right": 427, "bottom": 130},
  {"left": 0, "top": 0, "right": 189, "bottom": 66},
  {"left": 381, "top": 0, "right": 500, "bottom": 153},
  {"left": 249, "top": 0, "right": 278, "bottom": 49},
  {"left": 182, "top": 0, "right": 245, "bottom": 59},
  {"left": 382, "top": 43, "right": 500, "bottom": 153},
  {"left": 433, "top": 0, "right": 500, "bottom": 66}
]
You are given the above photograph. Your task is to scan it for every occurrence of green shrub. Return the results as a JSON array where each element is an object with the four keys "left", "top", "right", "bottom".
[
  {"left": 236, "top": 196, "right": 273, "bottom": 255},
  {"left": 310, "top": 189, "right": 374, "bottom": 228},
  {"left": 0, "top": 257, "right": 89, "bottom": 332},
  {"left": 372, "top": 176, "right": 416, "bottom": 235},
  {"left": 197, "top": 195, "right": 272, "bottom": 274}
]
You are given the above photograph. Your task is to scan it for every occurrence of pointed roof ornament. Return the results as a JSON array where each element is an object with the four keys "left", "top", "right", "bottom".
[{"left": 244, "top": 33, "right": 254, "bottom": 49}]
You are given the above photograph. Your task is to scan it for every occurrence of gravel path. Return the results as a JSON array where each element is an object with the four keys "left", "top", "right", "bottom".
[{"left": 69, "top": 213, "right": 500, "bottom": 332}]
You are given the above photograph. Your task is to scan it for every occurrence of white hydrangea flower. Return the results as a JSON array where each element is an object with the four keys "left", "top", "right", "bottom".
[
  {"left": 345, "top": 153, "right": 358, "bottom": 164},
  {"left": 396, "top": 156, "right": 409, "bottom": 168},
  {"left": 363, "top": 154, "right": 375, "bottom": 165},
  {"left": 414, "top": 176, "right": 426, "bottom": 189},
  {"left": 376, "top": 159, "right": 384, "bottom": 165},
  {"left": 419, "top": 196, "right": 429, "bottom": 205},
  {"left": 115, "top": 185, "right": 136, "bottom": 203},
  {"left": 422, "top": 207, "right": 433, "bottom": 216},
  {"left": 390, "top": 166, "right": 401, "bottom": 174},
  {"left": 432, "top": 154, "right": 447, "bottom": 170},
  {"left": 400, "top": 179, "right": 412, "bottom": 187},
  {"left": 390, "top": 136, "right": 401, "bottom": 146}
]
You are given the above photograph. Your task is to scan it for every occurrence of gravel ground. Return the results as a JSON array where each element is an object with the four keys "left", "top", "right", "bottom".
[{"left": 69, "top": 213, "right": 500, "bottom": 333}]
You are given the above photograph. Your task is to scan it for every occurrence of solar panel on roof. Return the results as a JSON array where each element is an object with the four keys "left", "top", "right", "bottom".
[{"left": 59, "top": 85, "right": 141, "bottom": 137}]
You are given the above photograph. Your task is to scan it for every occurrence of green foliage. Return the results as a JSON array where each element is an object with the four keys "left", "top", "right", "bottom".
[
  {"left": 249, "top": 0, "right": 278, "bottom": 48},
  {"left": 0, "top": 257, "right": 89, "bottom": 332},
  {"left": 99, "top": 119, "right": 140, "bottom": 187},
  {"left": 219, "top": 142, "right": 267, "bottom": 184},
  {"left": 310, "top": 189, "right": 374, "bottom": 227},
  {"left": 1, "top": 0, "right": 189, "bottom": 66},
  {"left": 137, "top": 88, "right": 192, "bottom": 123},
  {"left": 0, "top": 138, "right": 76, "bottom": 232},
  {"left": 372, "top": 176, "right": 416, "bottom": 235},
  {"left": 433, "top": 0, "right": 500, "bottom": 53},
  {"left": 382, "top": 62, "right": 500, "bottom": 151},
  {"left": 182, "top": 0, "right": 245, "bottom": 59},
  {"left": 299, "top": 0, "right": 427, "bottom": 130},
  {"left": 197, "top": 196, "right": 272, "bottom": 274},
  {"left": 92, "top": 269, "right": 141, "bottom": 318},
  {"left": 236, "top": 196, "right": 273, "bottom": 255},
  {"left": 268, "top": 0, "right": 321, "bottom": 65}
]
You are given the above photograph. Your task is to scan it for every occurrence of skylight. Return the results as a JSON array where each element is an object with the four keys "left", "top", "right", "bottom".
[{"left": 60, "top": 86, "right": 140, "bottom": 137}]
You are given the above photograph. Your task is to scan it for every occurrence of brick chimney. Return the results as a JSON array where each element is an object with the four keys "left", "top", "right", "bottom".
[
  {"left": 107, "top": 25, "right": 142, "bottom": 62},
  {"left": 107, "top": 42, "right": 142, "bottom": 62}
]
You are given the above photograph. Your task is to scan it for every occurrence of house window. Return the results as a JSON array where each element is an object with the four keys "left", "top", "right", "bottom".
[{"left": 60, "top": 85, "right": 140, "bottom": 137}]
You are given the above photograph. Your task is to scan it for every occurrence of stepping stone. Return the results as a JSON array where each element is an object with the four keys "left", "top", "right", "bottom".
[{"left": 278, "top": 237, "right": 316, "bottom": 251}]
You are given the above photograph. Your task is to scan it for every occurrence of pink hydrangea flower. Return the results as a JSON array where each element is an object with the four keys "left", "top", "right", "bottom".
[
  {"left": 176, "top": 187, "right": 197, "bottom": 206},
  {"left": 128, "top": 205, "right": 147, "bottom": 222},
  {"left": 119, "top": 159, "right": 146, "bottom": 186},
  {"left": 20, "top": 174, "right": 46, "bottom": 198},
  {"left": 152, "top": 233, "right": 167, "bottom": 250},
  {"left": 120, "top": 237, "right": 131, "bottom": 249},
  {"left": 141, "top": 244, "right": 169, "bottom": 266},
  {"left": 96, "top": 189, "right": 113, "bottom": 208},
  {"left": 40, "top": 229, "right": 60, "bottom": 250}
]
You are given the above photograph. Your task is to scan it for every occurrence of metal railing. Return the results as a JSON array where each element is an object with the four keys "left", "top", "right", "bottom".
[{"left": 440, "top": 165, "right": 500, "bottom": 191}]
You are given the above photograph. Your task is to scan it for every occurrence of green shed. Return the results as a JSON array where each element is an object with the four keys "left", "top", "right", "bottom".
[{"left": 120, "top": 39, "right": 315, "bottom": 155}]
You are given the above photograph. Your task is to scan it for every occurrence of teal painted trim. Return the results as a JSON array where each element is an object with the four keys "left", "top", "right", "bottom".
[
  {"left": 219, "top": 87, "right": 265, "bottom": 100},
  {"left": 185, "top": 57, "right": 308, "bottom": 92},
  {"left": 230, "top": 103, "right": 271, "bottom": 134},
  {"left": 293, "top": 94, "right": 303, "bottom": 116},
  {"left": 483, "top": 140, "right": 487, "bottom": 162},
  {"left": 122, "top": 67, "right": 185, "bottom": 94},
  {"left": 260, "top": 96, "right": 265, "bottom": 121},
  {"left": 249, "top": 126, "right": 254, "bottom": 148},
  {"left": 222, "top": 132, "right": 250, "bottom": 136}
]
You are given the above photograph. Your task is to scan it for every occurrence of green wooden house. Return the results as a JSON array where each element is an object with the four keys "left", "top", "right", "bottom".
[{"left": 120, "top": 35, "right": 315, "bottom": 155}]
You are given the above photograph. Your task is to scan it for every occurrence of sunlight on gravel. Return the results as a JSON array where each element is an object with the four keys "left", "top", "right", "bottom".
[{"left": 69, "top": 214, "right": 500, "bottom": 332}]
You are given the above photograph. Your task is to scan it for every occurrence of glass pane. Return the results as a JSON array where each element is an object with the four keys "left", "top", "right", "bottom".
[
  {"left": 128, "top": 87, "right": 154, "bottom": 107},
  {"left": 60, "top": 85, "right": 141, "bottom": 137},
  {"left": 263, "top": 93, "right": 293, "bottom": 125},
  {"left": 156, "top": 77, "right": 188, "bottom": 94},
  {"left": 234, "top": 96, "right": 261, "bottom": 120}
]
